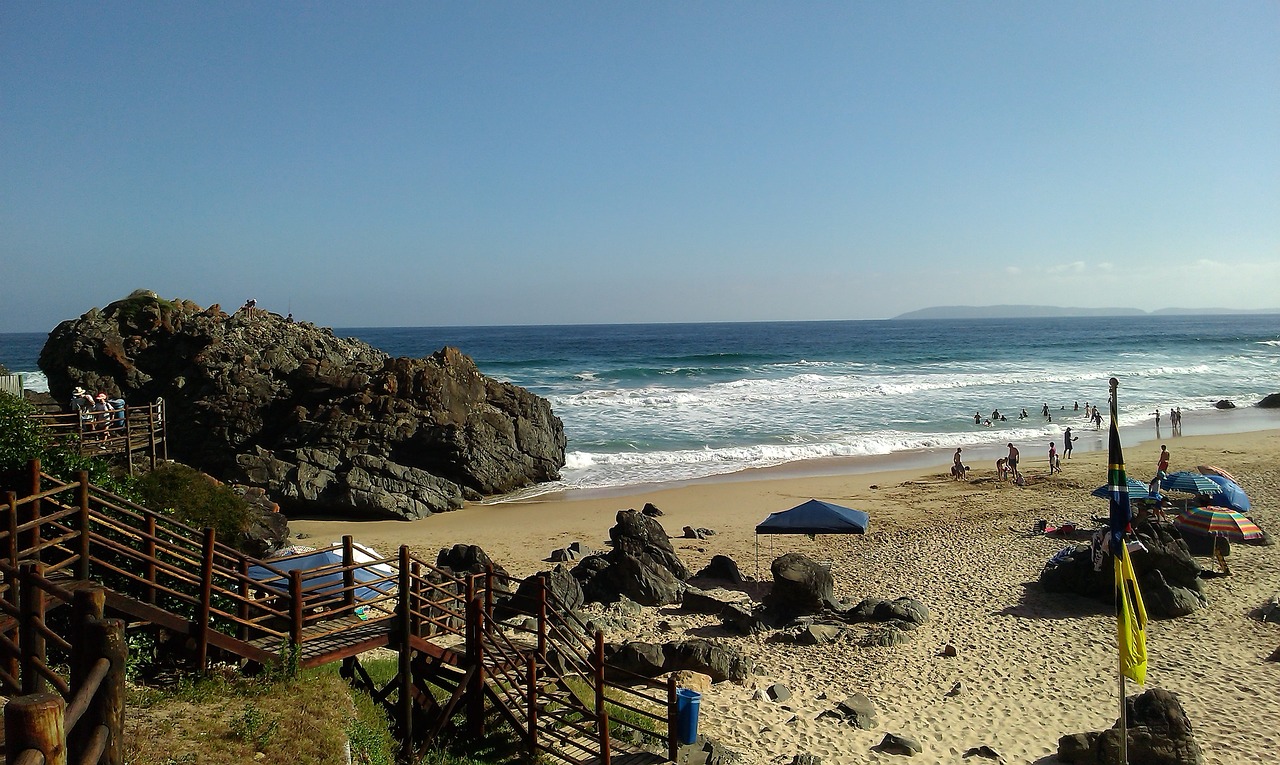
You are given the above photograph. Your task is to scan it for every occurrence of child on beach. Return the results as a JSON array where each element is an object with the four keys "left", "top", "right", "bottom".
[{"left": 1049, "top": 442, "right": 1061, "bottom": 474}]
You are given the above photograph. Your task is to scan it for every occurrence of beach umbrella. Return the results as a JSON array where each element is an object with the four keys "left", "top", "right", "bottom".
[
  {"left": 1091, "top": 478, "right": 1159, "bottom": 502},
  {"left": 1172, "top": 505, "right": 1262, "bottom": 542},
  {"left": 1202, "top": 474, "right": 1250, "bottom": 513},
  {"left": 1196, "top": 464, "right": 1240, "bottom": 484},
  {"left": 1159, "top": 471, "right": 1223, "bottom": 496}
]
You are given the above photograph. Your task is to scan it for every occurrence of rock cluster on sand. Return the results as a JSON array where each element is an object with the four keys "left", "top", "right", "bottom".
[
  {"left": 39, "top": 291, "right": 566, "bottom": 519},
  {"left": 1058, "top": 688, "right": 1204, "bottom": 765},
  {"left": 573, "top": 509, "right": 689, "bottom": 606},
  {"left": 1039, "top": 520, "right": 1207, "bottom": 617}
]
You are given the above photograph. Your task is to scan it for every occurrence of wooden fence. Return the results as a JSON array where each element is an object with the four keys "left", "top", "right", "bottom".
[{"left": 28, "top": 401, "right": 166, "bottom": 475}]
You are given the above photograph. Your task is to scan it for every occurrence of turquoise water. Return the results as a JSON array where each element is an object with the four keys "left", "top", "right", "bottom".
[{"left": 5, "top": 314, "right": 1279, "bottom": 491}]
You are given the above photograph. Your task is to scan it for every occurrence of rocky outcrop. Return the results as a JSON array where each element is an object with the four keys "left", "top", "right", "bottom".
[
  {"left": 573, "top": 510, "right": 689, "bottom": 607},
  {"left": 39, "top": 291, "right": 566, "bottom": 519},
  {"left": 1059, "top": 688, "right": 1203, "bottom": 764},
  {"left": 1040, "top": 521, "right": 1206, "bottom": 618},
  {"left": 765, "top": 553, "right": 835, "bottom": 618},
  {"left": 1259, "top": 393, "right": 1280, "bottom": 409},
  {"left": 605, "top": 638, "right": 752, "bottom": 683}
]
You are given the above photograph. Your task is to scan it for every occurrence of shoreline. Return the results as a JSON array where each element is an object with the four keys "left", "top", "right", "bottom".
[{"left": 517, "top": 406, "right": 1280, "bottom": 504}]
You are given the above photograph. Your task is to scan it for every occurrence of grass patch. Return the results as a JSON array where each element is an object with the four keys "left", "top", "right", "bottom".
[{"left": 124, "top": 666, "right": 393, "bottom": 765}]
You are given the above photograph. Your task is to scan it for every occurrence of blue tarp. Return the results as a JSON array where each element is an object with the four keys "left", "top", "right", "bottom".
[
  {"left": 755, "top": 499, "right": 869, "bottom": 535},
  {"left": 247, "top": 547, "right": 396, "bottom": 603}
]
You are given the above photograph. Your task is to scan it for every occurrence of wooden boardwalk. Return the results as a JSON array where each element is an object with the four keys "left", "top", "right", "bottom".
[{"left": 0, "top": 461, "right": 677, "bottom": 765}]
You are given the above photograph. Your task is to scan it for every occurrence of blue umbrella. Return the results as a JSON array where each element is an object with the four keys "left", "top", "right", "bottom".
[
  {"left": 1203, "top": 474, "right": 1250, "bottom": 512},
  {"left": 1160, "top": 471, "right": 1223, "bottom": 496},
  {"left": 1092, "top": 478, "right": 1160, "bottom": 502}
]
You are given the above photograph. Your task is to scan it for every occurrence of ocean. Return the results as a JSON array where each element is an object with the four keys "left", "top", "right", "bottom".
[{"left": 5, "top": 314, "right": 1278, "bottom": 494}]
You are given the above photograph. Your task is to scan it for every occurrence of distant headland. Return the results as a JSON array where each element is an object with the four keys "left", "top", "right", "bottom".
[{"left": 893, "top": 305, "right": 1280, "bottom": 320}]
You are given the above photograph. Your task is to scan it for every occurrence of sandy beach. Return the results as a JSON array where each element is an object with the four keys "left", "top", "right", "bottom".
[{"left": 293, "top": 429, "right": 1280, "bottom": 765}]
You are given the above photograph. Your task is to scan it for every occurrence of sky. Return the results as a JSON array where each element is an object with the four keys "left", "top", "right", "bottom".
[{"left": 2, "top": 2, "right": 1278, "bottom": 332}]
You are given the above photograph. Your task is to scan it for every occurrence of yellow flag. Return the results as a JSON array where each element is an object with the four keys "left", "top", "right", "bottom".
[{"left": 1115, "top": 544, "right": 1148, "bottom": 684}]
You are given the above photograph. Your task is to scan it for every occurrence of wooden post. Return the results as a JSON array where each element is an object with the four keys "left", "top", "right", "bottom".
[
  {"left": 397, "top": 545, "right": 413, "bottom": 762},
  {"left": 289, "top": 570, "right": 304, "bottom": 649},
  {"left": 526, "top": 653, "right": 538, "bottom": 757},
  {"left": 596, "top": 630, "right": 611, "bottom": 765},
  {"left": 467, "top": 596, "right": 486, "bottom": 739},
  {"left": 18, "top": 562, "right": 46, "bottom": 695},
  {"left": 2, "top": 493, "right": 17, "bottom": 687},
  {"left": 537, "top": 575, "right": 547, "bottom": 659},
  {"left": 71, "top": 617, "right": 126, "bottom": 765},
  {"left": 22, "top": 459, "right": 41, "bottom": 559},
  {"left": 484, "top": 563, "right": 494, "bottom": 622},
  {"left": 409, "top": 561, "right": 422, "bottom": 634},
  {"left": 4, "top": 691, "right": 68, "bottom": 765},
  {"left": 342, "top": 535, "right": 356, "bottom": 613},
  {"left": 195, "top": 528, "right": 215, "bottom": 673},
  {"left": 160, "top": 399, "right": 169, "bottom": 462},
  {"left": 237, "top": 558, "right": 250, "bottom": 643},
  {"left": 124, "top": 405, "right": 134, "bottom": 476},
  {"left": 667, "top": 674, "right": 679, "bottom": 762},
  {"left": 143, "top": 513, "right": 157, "bottom": 605},
  {"left": 76, "top": 471, "right": 91, "bottom": 580}
]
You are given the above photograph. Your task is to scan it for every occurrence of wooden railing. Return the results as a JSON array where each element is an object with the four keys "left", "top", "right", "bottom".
[
  {"left": 0, "top": 563, "right": 126, "bottom": 765},
  {"left": 28, "top": 400, "right": 166, "bottom": 474},
  {"left": 0, "top": 461, "right": 678, "bottom": 765}
]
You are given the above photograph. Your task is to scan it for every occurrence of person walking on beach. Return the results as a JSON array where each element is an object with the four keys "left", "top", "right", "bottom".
[
  {"left": 1048, "top": 442, "right": 1061, "bottom": 474},
  {"left": 1063, "top": 427, "right": 1076, "bottom": 459},
  {"left": 1158, "top": 444, "right": 1170, "bottom": 475}
]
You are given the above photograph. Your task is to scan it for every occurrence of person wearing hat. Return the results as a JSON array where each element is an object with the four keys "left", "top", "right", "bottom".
[
  {"left": 90, "top": 393, "right": 112, "bottom": 439},
  {"left": 70, "top": 386, "right": 95, "bottom": 421}
]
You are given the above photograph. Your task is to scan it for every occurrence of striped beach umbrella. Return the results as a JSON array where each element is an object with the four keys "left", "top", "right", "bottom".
[
  {"left": 1172, "top": 505, "right": 1262, "bottom": 541},
  {"left": 1091, "top": 478, "right": 1159, "bottom": 502},
  {"left": 1160, "top": 470, "right": 1223, "bottom": 496}
]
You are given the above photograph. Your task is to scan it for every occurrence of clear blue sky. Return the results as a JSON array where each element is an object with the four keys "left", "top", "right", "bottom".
[{"left": 3, "top": 2, "right": 1278, "bottom": 332}]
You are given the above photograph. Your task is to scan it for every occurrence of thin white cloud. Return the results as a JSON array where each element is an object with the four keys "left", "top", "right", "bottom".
[{"left": 1005, "top": 266, "right": 1021, "bottom": 275}]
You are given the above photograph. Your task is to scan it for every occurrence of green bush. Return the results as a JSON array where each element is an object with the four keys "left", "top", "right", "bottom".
[
  {"left": 0, "top": 391, "right": 52, "bottom": 474},
  {"left": 133, "top": 462, "right": 252, "bottom": 542}
]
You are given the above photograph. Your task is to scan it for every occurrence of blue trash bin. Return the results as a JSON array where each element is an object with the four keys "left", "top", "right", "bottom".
[{"left": 676, "top": 688, "right": 701, "bottom": 745}]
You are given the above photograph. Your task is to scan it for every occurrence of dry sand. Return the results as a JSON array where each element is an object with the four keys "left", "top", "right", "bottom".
[{"left": 293, "top": 429, "right": 1280, "bottom": 765}]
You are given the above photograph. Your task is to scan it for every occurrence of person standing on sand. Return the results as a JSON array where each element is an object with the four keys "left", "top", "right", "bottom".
[
  {"left": 952, "top": 448, "right": 966, "bottom": 479},
  {"left": 1049, "top": 442, "right": 1060, "bottom": 474},
  {"left": 1063, "top": 427, "right": 1076, "bottom": 459},
  {"left": 1006, "top": 443, "right": 1020, "bottom": 480},
  {"left": 1158, "top": 444, "right": 1170, "bottom": 474}
]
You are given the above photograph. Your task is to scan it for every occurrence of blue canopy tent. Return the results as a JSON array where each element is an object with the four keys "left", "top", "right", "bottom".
[{"left": 754, "top": 499, "right": 870, "bottom": 578}]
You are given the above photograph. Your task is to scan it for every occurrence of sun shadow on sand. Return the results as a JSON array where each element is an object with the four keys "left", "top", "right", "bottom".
[{"left": 996, "top": 581, "right": 1111, "bottom": 621}]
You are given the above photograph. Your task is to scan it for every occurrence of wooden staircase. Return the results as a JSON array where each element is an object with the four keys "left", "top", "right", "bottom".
[{"left": 1, "top": 460, "right": 676, "bottom": 764}]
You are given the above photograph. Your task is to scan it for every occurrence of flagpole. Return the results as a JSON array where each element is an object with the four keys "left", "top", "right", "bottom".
[{"left": 1111, "top": 378, "right": 1129, "bottom": 765}]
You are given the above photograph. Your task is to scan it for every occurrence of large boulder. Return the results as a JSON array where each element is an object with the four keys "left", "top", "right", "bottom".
[
  {"left": 1040, "top": 521, "right": 1206, "bottom": 618},
  {"left": 38, "top": 292, "right": 567, "bottom": 519},
  {"left": 609, "top": 509, "right": 689, "bottom": 579},
  {"left": 765, "top": 553, "right": 834, "bottom": 618},
  {"left": 1059, "top": 688, "right": 1203, "bottom": 764},
  {"left": 604, "top": 638, "right": 752, "bottom": 683},
  {"left": 1258, "top": 393, "right": 1280, "bottom": 409}
]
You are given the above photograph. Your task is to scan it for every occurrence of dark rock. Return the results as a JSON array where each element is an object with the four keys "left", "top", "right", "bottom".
[
  {"left": 766, "top": 683, "right": 791, "bottom": 702},
  {"left": 549, "top": 541, "right": 594, "bottom": 563},
  {"left": 231, "top": 486, "right": 290, "bottom": 557},
  {"left": 682, "top": 587, "right": 733, "bottom": 616},
  {"left": 604, "top": 639, "right": 751, "bottom": 683},
  {"left": 941, "top": 644, "right": 958, "bottom": 657},
  {"left": 1059, "top": 688, "right": 1203, "bottom": 765},
  {"left": 1213, "top": 399, "right": 1235, "bottom": 409},
  {"left": 577, "top": 551, "right": 684, "bottom": 607},
  {"left": 833, "top": 693, "right": 878, "bottom": 729},
  {"left": 1256, "top": 595, "right": 1280, "bottom": 624},
  {"left": 695, "top": 554, "right": 748, "bottom": 583},
  {"left": 641, "top": 502, "right": 663, "bottom": 517},
  {"left": 683, "top": 526, "right": 705, "bottom": 540},
  {"left": 1258, "top": 393, "right": 1280, "bottom": 409},
  {"left": 38, "top": 294, "right": 566, "bottom": 520},
  {"left": 791, "top": 756, "right": 820, "bottom": 765},
  {"left": 609, "top": 510, "right": 689, "bottom": 579},
  {"left": 765, "top": 553, "right": 834, "bottom": 618},
  {"left": 946, "top": 681, "right": 965, "bottom": 697},
  {"left": 507, "top": 565, "right": 584, "bottom": 617},
  {"left": 1040, "top": 520, "right": 1206, "bottom": 618},
  {"left": 845, "top": 597, "right": 929, "bottom": 626},
  {"left": 864, "top": 625, "right": 913, "bottom": 647},
  {"left": 796, "top": 623, "right": 845, "bottom": 645},
  {"left": 720, "top": 604, "right": 771, "bottom": 636},
  {"left": 962, "top": 745, "right": 1004, "bottom": 763},
  {"left": 875, "top": 732, "right": 921, "bottom": 755},
  {"left": 436, "top": 544, "right": 508, "bottom": 579}
]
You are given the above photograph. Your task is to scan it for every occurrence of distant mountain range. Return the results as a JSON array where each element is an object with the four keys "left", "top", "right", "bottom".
[{"left": 893, "top": 305, "right": 1280, "bottom": 320}]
